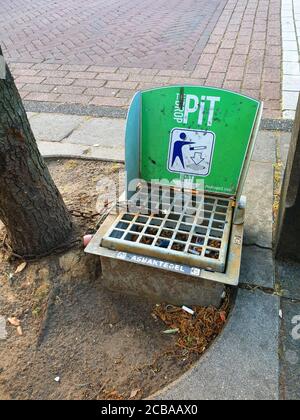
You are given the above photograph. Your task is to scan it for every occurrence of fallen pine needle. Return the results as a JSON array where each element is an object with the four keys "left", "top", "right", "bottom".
[{"left": 153, "top": 293, "right": 230, "bottom": 356}]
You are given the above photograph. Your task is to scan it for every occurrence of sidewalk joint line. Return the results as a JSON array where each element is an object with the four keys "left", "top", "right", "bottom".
[{"left": 243, "top": 243, "right": 272, "bottom": 251}]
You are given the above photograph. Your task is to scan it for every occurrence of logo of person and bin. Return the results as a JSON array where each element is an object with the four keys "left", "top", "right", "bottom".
[{"left": 168, "top": 94, "right": 219, "bottom": 177}]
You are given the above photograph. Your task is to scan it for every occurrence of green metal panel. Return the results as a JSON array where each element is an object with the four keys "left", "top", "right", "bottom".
[{"left": 140, "top": 86, "right": 261, "bottom": 196}]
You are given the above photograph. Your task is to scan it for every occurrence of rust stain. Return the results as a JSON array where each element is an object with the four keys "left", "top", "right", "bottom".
[{"left": 179, "top": 87, "right": 184, "bottom": 110}]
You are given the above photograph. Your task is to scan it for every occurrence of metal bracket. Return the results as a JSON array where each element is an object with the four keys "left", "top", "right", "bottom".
[{"left": 233, "top": 195, "right": 246, "bottom": 225}]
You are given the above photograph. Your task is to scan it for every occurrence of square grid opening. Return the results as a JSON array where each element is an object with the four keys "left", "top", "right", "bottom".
[{"left": 101, "top": 186, "right": 234, "bottom": 273}]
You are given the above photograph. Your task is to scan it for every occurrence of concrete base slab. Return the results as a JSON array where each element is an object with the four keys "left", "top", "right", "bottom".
[
  {"left": 240, "top": 246, "right": 275, "bottom": 289},
  {"left": 101, "top": 256, "right": 225, "bottom": 308},
  {"left": 156, "top": 289, "right": 280, "bottom": 400}
]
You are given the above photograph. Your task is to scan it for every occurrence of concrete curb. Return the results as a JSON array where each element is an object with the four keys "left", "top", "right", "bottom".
[{"left": 38, "top": 141, "right": 124, "bottom": 162}]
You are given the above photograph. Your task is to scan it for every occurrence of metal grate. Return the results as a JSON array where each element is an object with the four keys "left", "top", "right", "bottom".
[{"left": 101, "top": 186, "right": 234, "bottom": 273}]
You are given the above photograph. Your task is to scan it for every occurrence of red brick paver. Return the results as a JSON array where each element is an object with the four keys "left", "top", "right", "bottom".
[
  {"left": 1, "top": 0, "right": 282, "bottom": 117},
  {"left": 1, "top": 0, "right": 226, "bottom": 69}
]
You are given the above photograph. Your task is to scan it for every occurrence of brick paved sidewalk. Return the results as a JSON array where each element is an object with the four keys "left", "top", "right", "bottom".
[{"left": 1, "top": 0, "right": 282, "bottom": 118}]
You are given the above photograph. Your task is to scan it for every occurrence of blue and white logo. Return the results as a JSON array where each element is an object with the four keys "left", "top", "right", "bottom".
[{"left": 167, "top": 128, "right": 215, "bottom": 176}]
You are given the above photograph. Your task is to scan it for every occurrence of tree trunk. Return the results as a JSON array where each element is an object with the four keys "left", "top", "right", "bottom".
[{"left": 0, "top": 50, "right": 73, "bottom": 258}]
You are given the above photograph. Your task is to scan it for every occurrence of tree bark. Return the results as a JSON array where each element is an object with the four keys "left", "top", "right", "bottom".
[{"left": 0, "top": 49, "right": 73, "bottom": 258}]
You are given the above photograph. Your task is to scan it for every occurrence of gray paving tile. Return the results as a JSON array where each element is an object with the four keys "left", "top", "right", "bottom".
[
  {"left": 277, "top": 260, "right": 300, "bottom": 300},
  {"left": 65, "top": 117, "right": 125, "bottom": 147},
  {"left": 240, "top": 246, "right": 275, "bottom": 289},
  {"left": 252, "top": 130, "right": 276, "bottom": 163},
  {"left": 243, "top": 161, "right": 273, "bottom": 247},
  {"left": 30, "top": 113, "right": 86, "bottom": 142}
]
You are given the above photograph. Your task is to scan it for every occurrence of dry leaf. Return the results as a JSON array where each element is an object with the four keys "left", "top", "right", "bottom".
[
  {"left": 130, "top": 389, "right": 141, "bottom": 399},
  {"left": 15, "top": 262, "right": 27, "bottom": 274},
  {"left": 153, "top": 294, "right": 230, "bottom": 356},
  {"left": 7, "top": 317, "right": 20, "bottom": 327},
  {"left": 17, "top": 326, "right": 23, "bottom": 336},
  {"left": 102, "top": 389, "right": 125, "bottom": 400}
]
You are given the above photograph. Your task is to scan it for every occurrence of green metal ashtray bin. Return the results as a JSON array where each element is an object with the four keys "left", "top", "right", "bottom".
[{"left": 85, "top": 86, "right": 262, "bottom": 307}]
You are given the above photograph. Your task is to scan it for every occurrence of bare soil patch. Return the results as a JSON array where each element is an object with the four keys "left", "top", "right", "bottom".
[{"left": 0, "top": 159, "right": 230, "bottom": 400}]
